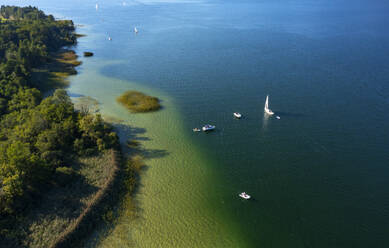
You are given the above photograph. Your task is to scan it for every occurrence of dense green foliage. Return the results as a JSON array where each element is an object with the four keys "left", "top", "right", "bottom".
[
  {"left": 0, "top": 5, "right": 76, "bottom": 106},
  {"left": 0, "top": 6, "right": 48, "bottom": 20},
  {"left": 117, "top": 90, "right": 161, "bottom": 113},
  {"left": 0, "top": 6, "right": 119, "bottom": 218}
]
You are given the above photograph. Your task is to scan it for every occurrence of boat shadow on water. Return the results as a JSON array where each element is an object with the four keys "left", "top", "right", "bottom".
[
  {"left": 237, "top": 195, "right": 257, "bottom": 203},
  {"left": 273, "top": 111, "right": 306, "bottom": 118}
]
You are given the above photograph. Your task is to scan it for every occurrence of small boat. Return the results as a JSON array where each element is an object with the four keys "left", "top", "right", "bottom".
[
  {"left": 276, "top": 116, "right": 280, "bottom": 119},
  {"left": 95, "top": 3, "right": 99, "bottom": 10},
  {"left": 202, "top": 124, "right": 215, "bottom": 132},
  {"left": 233, "top": 112, "right": 242, "bottom": 118},
  {"left": 134, "top": 27, "right": 138, "bottom": 34},
  {"left": 264, "top": 95, "right": 274, "bottom": 115},
  {"left": 108, "top": 37, "right": 112, "bottom": 41},
  {"left": 239, "top": 192, "right": 251, "bottom": 200},
  {"left": 193, "top": 128, "right": 201, "bottom": 132}
]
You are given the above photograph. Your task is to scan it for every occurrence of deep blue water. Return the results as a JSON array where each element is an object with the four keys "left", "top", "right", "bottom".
[{"left": 4, "top": 0, "right": 389, "bottom": 246}]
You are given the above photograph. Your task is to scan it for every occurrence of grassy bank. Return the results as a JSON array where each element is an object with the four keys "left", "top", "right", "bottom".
[
  {"left": 117, "top": 90, "right": 161, "bottom": 113},
  {"left": 49, "top": 150, "right": 120, "bottom": 248},
  {"left": 1, "top": 150, "right": 119, "bottom": 248},
  {"left": 83, "top": 149, "right": 147, "bottom": 248},
  {"left": 31, "top": 49, "right": 82, "bottom": 91}
]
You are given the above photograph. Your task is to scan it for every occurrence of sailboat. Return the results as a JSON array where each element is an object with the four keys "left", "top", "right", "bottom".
[
  {"left": 134, "top": 27, "right": 138, "bottom": 34},
  {"left": 95, "top": 3, "right": 99, "bottom": 10},
  {"left": 264, "top": 95, "right": 274, "bottom": 115}
]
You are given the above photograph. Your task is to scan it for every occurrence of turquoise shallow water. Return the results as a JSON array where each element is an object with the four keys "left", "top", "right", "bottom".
[{"left": 4, "top": 0, "right": 389, "bottom": 247}]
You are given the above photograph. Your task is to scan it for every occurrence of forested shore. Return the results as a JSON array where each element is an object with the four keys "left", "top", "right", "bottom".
[{"left": 0, "top": 6, "right": 127, "bottom": 247}]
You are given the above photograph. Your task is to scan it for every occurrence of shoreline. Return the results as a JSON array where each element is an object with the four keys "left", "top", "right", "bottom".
[
  {"left": 66, "top": 61, "right": 248, "bottom": 247},
  {"left": 0, "top": 7, "right": 135, "bottom": 247},
  {"left": 49, "top": 150, "right": 120, "bottom": 248}
]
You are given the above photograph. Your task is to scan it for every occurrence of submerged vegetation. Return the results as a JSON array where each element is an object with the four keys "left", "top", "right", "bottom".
[{"left": 117, "top": 90, "right": 161, "bottom": 113}]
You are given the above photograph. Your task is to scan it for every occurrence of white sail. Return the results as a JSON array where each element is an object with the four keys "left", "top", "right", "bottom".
[
  {"left": 134, "top": 27, "right": 138, "bottom": 33},
  {"left": 264, "top": 95, "right": 274, "bottom": 115},
  {"left": 95, "top": 3, "right": 99, "bottom": 10}
]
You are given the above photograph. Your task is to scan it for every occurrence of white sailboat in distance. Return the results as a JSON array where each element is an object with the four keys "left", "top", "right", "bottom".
[
  {"left": 264, "top": 95, "right": 274, "bottom": 115},
  {"left": 134, "top": 27, "right": 138, "bottom": 34},
  {"left": 95, "top": 3, "right": 99, "bottom": 11}
]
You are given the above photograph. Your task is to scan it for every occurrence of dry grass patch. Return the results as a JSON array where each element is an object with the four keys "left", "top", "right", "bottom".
[
  {"left": 31, "top": 49, "right": 81, "bottom": 91},
  {"left": 55, "top": 50, "right": 82, "bottom": 66}
]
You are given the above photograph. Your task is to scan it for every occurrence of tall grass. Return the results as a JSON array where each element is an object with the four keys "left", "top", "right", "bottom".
[
  {"left": 31, "top": 49, "right": 81, "bottom": 91},
  {"left": 84, "top": 153, "right": 146, "bottom": 248},
  {"left": 117, "top": 90, "right": 161, "bottom": 113},
  {"left": 49, "top": 150, "right": 120, "bottom": 248},
  {"left": 8, "top": 150, "right": 119, "bottom": 248}
]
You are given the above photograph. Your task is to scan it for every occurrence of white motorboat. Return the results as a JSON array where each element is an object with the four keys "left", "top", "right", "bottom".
[
  {"left": 193, "top": 128, "right": 201, "bottom": 132},
  {"left": 202, "top": 124, "right": 215, "bottom": 131},
  {"left": 239, "top": 192, "right": 251, "bottom": 200},
  {"left": 233, "top": 112, "right": 242, "bottom": 118},
  {"left": 276, "top": 116, "right": 280, "bottom": 119},
  {"left": 264, "top": 95, "right": 274, "bottom": 115},
  {"left": 134, "top": 27, "right": 138, "bottom": 34}
]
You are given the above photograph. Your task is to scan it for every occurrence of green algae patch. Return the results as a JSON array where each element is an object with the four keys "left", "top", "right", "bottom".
[{"left": 117, "top": 90, "right": 161, "bottom": 113}]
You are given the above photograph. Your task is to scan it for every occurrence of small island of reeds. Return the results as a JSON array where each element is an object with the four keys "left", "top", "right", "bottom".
[
  {"left": 117, "top": 90, "right": 161, "bottom": 113},
  {"left": 83, "top": 51, "right": 94, "bottom": 57}
]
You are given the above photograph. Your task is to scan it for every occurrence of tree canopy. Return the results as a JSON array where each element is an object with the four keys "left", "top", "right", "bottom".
[{"left": 0, "top": 6, "right": 119, "bottom": 216}]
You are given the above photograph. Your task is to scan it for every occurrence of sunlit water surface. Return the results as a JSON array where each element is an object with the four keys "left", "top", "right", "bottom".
[{"left": 3, "top": 0, "right": 389, "bottom": 247}]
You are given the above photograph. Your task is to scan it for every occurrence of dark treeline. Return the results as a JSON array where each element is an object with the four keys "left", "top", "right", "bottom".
[{"left": 0, "top": 5, "right": 119, "bottom": 228}]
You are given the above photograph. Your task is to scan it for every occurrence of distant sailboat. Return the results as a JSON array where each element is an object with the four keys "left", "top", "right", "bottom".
[
  {"left": 264, "top": 95, "right": 274, "bottom": 115},
  {"left": 95, "top": 3, "right": 99, "bottom": 10},
  {"left": 134, "top": 27, "right": 138, "bottom": 34},
  {"left": 108, "top": 36, "right": 112, "bottom": 41}
]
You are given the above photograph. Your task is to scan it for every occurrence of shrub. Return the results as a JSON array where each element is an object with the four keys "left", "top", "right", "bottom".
[{"left": 83, "top": 52, "right": 93, "bottom": 57}]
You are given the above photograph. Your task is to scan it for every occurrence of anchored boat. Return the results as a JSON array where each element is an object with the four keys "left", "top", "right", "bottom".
[
  {"left": 233, "top": 112, "right": 242, "bottom": 118},
  {"left": 239, "top": 192, "right": 251, "bottom": 200},
  {"left": 202, "top": 124, "right": 215, "bottom": 131}
]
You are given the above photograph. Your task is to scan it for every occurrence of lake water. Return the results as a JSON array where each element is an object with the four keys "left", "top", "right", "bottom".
[{"left": 4, "top": 0, "right": 389, "bottom": 247}]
